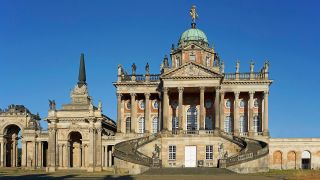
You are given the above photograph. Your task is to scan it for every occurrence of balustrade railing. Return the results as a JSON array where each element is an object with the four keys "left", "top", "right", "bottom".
[
  {"left": 120, "top": 74, "right": 160, "bottom": 82},
  {"left": 224, "top": 72, "right": 267, "bottom": 80}
]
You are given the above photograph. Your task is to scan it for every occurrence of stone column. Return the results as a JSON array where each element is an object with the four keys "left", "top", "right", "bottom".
[
  {"left": 130, "top": 93, "right": 137, "bottom": 133},
  {"left": 249, "top": 91, "right": 255, "bottom": 136},
  {"left": 12, "top": 137, "right": 16, "bottom": 167},
  {"left": 33, "top": 141, "right": 37, "bottom": 168},
  {"left": 199, "top": 87, "right": 205, "bottom": 130},
  {"left": 67, "top": 142, "right": 70, "bottom": 168},
  {"left": 63, "top": 144, "right": 67, "bottom": 167},
  {"left": 116, "top": 93, "right": 122, "bottom": 133},
  {"left": 162, "top": 87, "right": 169, "bottom": 131},
  {"left": 214, "top": 88, "right": 220, "bottom": 132},
  {"left": 178, "top": 87, "right": 184, "bottom": 131},
  {"left": 234, "top": 91, "right": 240, "bottom": 136},
  {"left": 59, "top": 144, "right": 63, "bottom": 167},
  {"left": 48, "top": 126, "right": 57, "bottom": 172},
  {"left": 220, "top": 91, "right": 225, "bottom": 132},
  {"left": 88, "top": 123, "right": 95, "bottom": 172},
  {"left": 263, "top": 90, "right": 269, "bottom": 136},
  {"left": 108, "top": 146, "right": 112, "bottom": 167},
  {"left": 21, "top": 140, "right": 26, "bottom": 167},
  {"left": 0, "top": 142, "right": 2, "bottom": 167},
  {"left": 144, "top": 93, "right": 150, "bottom": 133},
  {"left": 96, "top": 127, "right": 102, "bottom": 171}
]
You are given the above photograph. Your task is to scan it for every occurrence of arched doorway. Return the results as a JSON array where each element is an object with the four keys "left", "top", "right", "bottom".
[
  {"left": 186, "top": 106, "right": 197, "bottom": 133},
  {"left": 69, "top": 132, "right": 82, "bottom": 168},
  {"left": 4, "top": 124, "right": 22, "bottom": 167},
  {"left": 301, "top": 150, "right": 311, "bottom": 169}
]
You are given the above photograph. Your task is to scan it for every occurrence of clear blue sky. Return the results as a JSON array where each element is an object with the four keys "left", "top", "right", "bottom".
[{"left": 0, "top": 0, "right": 319, "bottom": 138}]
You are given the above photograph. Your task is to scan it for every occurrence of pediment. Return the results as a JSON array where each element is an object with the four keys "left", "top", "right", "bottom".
[{"left": 161, "top": 61, "right": 222, "bottom": 79}]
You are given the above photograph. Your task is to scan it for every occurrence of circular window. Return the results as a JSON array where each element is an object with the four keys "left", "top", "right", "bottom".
[
  {"left": 139, "top": 100, "right": 145, "bottom": 110},
  {"left": 205, "top": 99, "right": 212, "bottom": 109},
  {"left": 225, "top": 99, "right": 231, "bottom": 108},
  {"left": 126, "top": 101, "right": 131, "bottom": 110},
  {"left": 254, "top": 99, "right": 259, "bottom": 108},
  {"left": 171, "top": 100, "right": 178, "bottom": 108},
  {"left": 152, "top": 100, "right": 159, "bottom": 109},
  {"left": 239, "top": 99, "right": 245, "bottom": 108}
]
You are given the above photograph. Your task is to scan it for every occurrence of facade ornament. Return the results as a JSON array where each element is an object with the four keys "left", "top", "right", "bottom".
[
  {"left": 236, "top": 60, "right": 240, "bottom": 73},
  {"left": 189, "top": 5, "right": 198, "bottom": 24},
  {"left": 250, "top": 60, "right": 255, "bottom": 73},
  {"left": 264, "top": 60, "right": 269, "bottom": 73},
  {"left": 221, "top": 61, "right": 225, "bottom": 74},
  {"left": 178, "top": 87, "right": 184, "bottom": 93},
  {"left": 145, "top": 63, "right": 150, "bottom": 75},
  {"left": 48, "top": 100, "right": 56, "bottom": 110},
  {"left": 163, "top": 55, "right": 169, "bottom": 68},
  {"left": 152, "top": 144, "right": 161, "bottom": 159},
  {"left": 98, "top": 100, "right": 102, "bottom": 111},
  {"left": 132, "top": 63, "right": 136, "bottom": 75},
  {"left": 117, "top": 64, "right": 123, "bottom": 76}
]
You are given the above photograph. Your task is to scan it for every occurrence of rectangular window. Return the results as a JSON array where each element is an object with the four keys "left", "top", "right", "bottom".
[
  {"left": 169, "top": 145, "right": 176, "bottom": 160},
  {"left": 189, "top": 54, "right": 196, "bottom": 61},
  {"left": 206, "top": 145, "right": 213, "bottom": 160}
]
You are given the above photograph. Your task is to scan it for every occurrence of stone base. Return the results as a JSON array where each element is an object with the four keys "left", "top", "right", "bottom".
[
  {"left": 263, "top": 131, "right": 270, "bottom": 137},
  {"left": 87, "top": 166, "right": 94, "bottom": 172},
  {"left": 213, "top": 129, "right": 220, "bottom": 136},
  {"left": 46, "top": 166, "right": 56, "bottom": 172}
]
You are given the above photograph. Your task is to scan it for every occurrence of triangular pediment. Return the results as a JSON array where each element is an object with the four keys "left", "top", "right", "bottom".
[{"left": 161, "top": 61, "right": 222, "bottom": 79}]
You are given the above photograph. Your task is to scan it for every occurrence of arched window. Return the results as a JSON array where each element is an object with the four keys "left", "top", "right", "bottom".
[
  {"left": 224, "top": 116, "right": 232, "bottom": 133},
  {"left": 239, "top": 115, "right": 247, "bottom": 133},
  {"left": 152, "top": 117, "right": 159, "bottom": 133},
  {"left": 302, "top": 150, "right": 311, "bottom": 169},
  {"left": 125, "top": 117, "right": 131, "bottom": 133},
  {"left": 187, "top": 106, "right": 197, "bottom": 132},
  {"left": 138, "top": 117, "right": 145, "bottom": 134},
  {"left": 205, "top": 115, "right": 212, "bottom": 130},
  {"left": 175, "top": 57, "right": 181, "bottom": 67},
  {"left": 172, "top": 116, "right": 179, "bottom": 131},
  {"left": 206, "top": 57, "right": 210, "bottom": 67},
  {"left": 253, "top": 115, "right": 261, "bottom": 132}
]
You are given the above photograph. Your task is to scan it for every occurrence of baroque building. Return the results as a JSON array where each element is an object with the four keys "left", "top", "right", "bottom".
[{"left": 0, "top": 6, "right": 319, "bottom": 175}]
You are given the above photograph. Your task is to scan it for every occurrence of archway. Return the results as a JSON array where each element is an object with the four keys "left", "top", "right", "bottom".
[
  {"left": 3, "top": 124, "right": 22, "bottom": 167},
  {"left": 273, "top": 151, "right": 282, "bottom": 169},
  {"left": 69, "top": 132, "right": 82, "bottom": 168},
  {"left": 186, "top": 106, "right": 197, "bottom": 133},
  {"left": 287, "top": 151, "right": 296, "bottom": 169},
  {"left": 301, "top": 150, "right": 311, "bottom": 169}
]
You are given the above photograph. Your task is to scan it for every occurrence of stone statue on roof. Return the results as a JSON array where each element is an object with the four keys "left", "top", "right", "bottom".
[{"left": 190, "top": 5, "right": 199, "bottom": 23}]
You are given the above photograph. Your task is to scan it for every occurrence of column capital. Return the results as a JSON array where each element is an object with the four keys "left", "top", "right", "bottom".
[
  {"left": 144, "top": 93, "right": 150, "bottom": 98},
  {"left": 163, "top": 87, "right": 169, "bottom": 93},
  {"left": 234, "top": 91, "right": 240, "bottom": 99},
  {"left": 178, "top": 87, "right": 184, "bottom": 93},
  {"left": 264, "top": 90, "right": 269, "bottom": 95},
  {"left": 199, "top": 86, "right": 205, "bottom": 92},
  {"left": 116, "top": 93, "right": 123, "bottom": 98},
  {"left": 130, "top": 93, "right": 136, "bottom": 97}
]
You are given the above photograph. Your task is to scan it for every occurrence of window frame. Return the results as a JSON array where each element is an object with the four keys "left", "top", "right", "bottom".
[
  {"left": 205, "top": 145, "right": 213, "bottom": 160},
  {"left": 168, "top": 145, "right": 176, "bottom": 160}
]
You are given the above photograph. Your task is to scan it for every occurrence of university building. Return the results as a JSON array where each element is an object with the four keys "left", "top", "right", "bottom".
[{"left": 0, "top": 6, "right": 319, "bottom": 174}]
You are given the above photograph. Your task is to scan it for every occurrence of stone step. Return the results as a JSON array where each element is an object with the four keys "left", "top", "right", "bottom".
[{"left": 143, "top": 167, "right": 235, "bottom": 175}]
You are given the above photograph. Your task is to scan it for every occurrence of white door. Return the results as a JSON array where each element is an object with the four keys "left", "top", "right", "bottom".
[{"left": 185, "top": 146, "right": 197, "bottom": 167}]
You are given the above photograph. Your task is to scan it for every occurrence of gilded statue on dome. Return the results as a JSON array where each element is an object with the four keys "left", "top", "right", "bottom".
[{"left": 190, "top": 5, "right": 198, "bottom": 23}]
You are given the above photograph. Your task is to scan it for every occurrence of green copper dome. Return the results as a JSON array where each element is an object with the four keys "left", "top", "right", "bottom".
[{"left": 179, "top": 27, "right": 208, "bottom": 45}]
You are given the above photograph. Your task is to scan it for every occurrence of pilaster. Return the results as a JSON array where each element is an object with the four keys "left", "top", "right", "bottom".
[
  {"left": 199, "top": 87, "right": 205, "bottom": 130},
  {"left": 219, "top": 91, "right": 225, "bottom": 132},
  {"left": 263, "top": 90, "right": 269, "bottom": 136},
  {"left": 234, "top": 91, "right": 240, "bottom": 136},
  {"left": 144, "top": 93, "right": 150, "bottom": 133},
  {"left": 162, "top": 87, "right": 169, "bottom": 132},
  {"left": 214, "top": 87, "right": 220, "bottom": 133},
  {"left": 130, "top": 93, "right": 137, "bottom": 133},
  {"left": 249, "top": 91, "right": 255, "bottom": 137},
  {"left": 116, "top": 93, "right": 122, "bottom": 133},
  {"left": 178, "top": 87, "right": 184, "bottom": 132}
]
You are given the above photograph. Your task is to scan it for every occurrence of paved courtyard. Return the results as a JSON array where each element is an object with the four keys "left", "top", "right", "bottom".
[{"left": 0, "top": 168, "right": 319, "bottom": 180}]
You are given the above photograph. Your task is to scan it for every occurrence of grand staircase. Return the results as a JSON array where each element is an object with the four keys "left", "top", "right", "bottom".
[
  {"left": 218, "top": 131, "right": 269, "bottom": 168},
  {"left": 113, "top": 133, "right": 160, "bottom": 167},
  {"left": 113, "top": 131, "right": 268, "bottom": 170}
]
